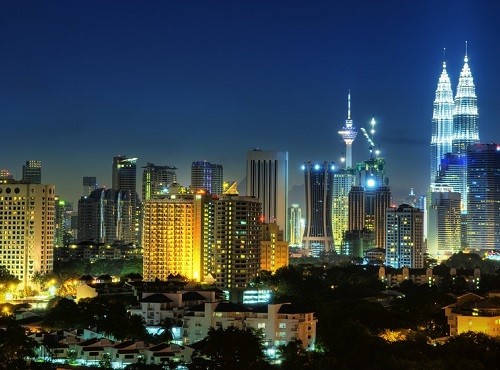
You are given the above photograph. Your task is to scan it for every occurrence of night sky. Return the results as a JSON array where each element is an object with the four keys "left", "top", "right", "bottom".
[{"left": 1, "top": 1, "right": 499, "bottom": 208}]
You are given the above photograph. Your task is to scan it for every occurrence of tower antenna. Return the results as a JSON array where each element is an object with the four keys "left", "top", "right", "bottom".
[
  {"left": 347, "top": 90, "right": 351, "bottom": 120},
  {"left": 443, "top": 47, "right": 446, "bottom": 67}
]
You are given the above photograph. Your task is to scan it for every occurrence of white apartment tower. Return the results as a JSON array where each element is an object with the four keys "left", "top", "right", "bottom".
[
  {"left": 246, "top": 149, "right": 288, "bottom": 237},
  {"left": 385, "top": 204, "right": 424, "bottom": 269}
]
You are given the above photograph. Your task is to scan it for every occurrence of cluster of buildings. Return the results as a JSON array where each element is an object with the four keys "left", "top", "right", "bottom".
[
  {"left": 31, "top": 329, "right": 194, "bottom": 367},
  {"left": 294, "top": 48, "right": 499, "bottom": 271},
  {"left": 0, "top": 152, "right": 290, "bottom": 295},
  {"left": 1, "top": 47, "right": 498, "bottom": 299}
]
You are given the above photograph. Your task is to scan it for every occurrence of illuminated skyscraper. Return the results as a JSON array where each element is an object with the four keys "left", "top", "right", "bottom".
[
  {"left": 347, "top": 156, "right": 391, "bottom": 249},
  {"left": 54, "top": 197, "right": 73, "bottom": 248},
  {"left": 332, "top": 169, "right": 354, "bottom": 252},
  {"left": 112, "top": 155, "right": 137, "bottom": 194},
  {"left": 426, "top": 184, "right": 461, "bottom": 260},
  {"left": 191, "top": 161, "right": 223, "bottom": 195},
  {"left": 467, "top": 144, "right": 500, "bottom": 251},
  {"left": 434, "top": 153, "right": 467, "bottom": 212},
  {"left": 246, "top": 149, "right": 288, "bottom": 234},
  {"left": 142, "top": 162, "right": 177, "bottom": 201},
  {"left": 302, "top": 161, "right": 334, "bottom": 256},
  {"left": 385, "top": 204, "right": 424, "bottom": 269},
  {"left": 0, "top": 182, "right": 55, "bottom": 290},
  {"left": 430, "top": 60, "right": 454, "bottom": 182},
  {"left": 452, "top": 49, "right": 479, "bottom": 155},
  {"left": 142, "top": 192, "right": 211, "bottom": 281},
  {"left": 22, "top": 160, "right": 42, "bottom": 184},
  {"left": 77, "top": 188, "right": 133, "bottom": 244},
  {"left": 288, "top": 204, "right": 304, "bottom": 247},
  {"left": 338, "top": 92, "right": 358, "bottom": 168},
  {"left": 112, "top": 155, "right": 140, "bottom": 245}
]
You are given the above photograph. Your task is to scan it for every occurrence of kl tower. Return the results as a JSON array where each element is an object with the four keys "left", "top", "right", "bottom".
[{"left": 338, "top": 91, "right": 358, "bottom": 168}]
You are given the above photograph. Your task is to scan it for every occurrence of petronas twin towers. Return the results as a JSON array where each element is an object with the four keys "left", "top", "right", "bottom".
[{"left": 430, "top": 49, "right": 479, "bottom": 184}]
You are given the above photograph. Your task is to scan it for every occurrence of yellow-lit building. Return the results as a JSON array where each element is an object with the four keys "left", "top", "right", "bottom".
[
  {"left": 0, "top": 182, "right": 55, "bottom": 290},
  {"left": 444, "top": 292, "right": 500, "bottom": 337},
  {"left": 142, "top": 192, "right": 211, "bottom": 282},
  {"left": 260, "top": 223, "right": 288, "bottom": 273}
]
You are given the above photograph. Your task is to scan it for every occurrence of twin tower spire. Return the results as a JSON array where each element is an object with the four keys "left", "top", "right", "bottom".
[{"left": 430, "top": 44, "right": 479, "bottom": 183}]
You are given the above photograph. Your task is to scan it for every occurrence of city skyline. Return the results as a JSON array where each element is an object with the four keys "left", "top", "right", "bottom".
[{"left": 1, "top": 1, "right": 499, "bottom": 207}]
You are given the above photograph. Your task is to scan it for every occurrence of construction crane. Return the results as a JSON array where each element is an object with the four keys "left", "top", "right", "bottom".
[{"left": 360, "top": 118, "right": 380, "bottom": 158}]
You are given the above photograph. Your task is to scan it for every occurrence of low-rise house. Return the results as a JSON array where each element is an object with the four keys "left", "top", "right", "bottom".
[
  {"left": 76, "top": 281, "right": 134, "bottom": 301},
  {"left": 443, "top": 292, "right": 500, "bottom": 337},
  {"left": 245, "top": 303, "right": 317, "bottom": 350},
  {"left": 379, "top": 266, "right": 480, "bottom": 289},
  {"left": 109, "top": 340, "right": 150, "bottom": 366},
  {"left": 74, "top": 337, "right": 115, "bottom": 364},
  {"left": 144, "top": 343, "right": 194, "bottom": 365},
  {"left": 183, "top": 302, "right": 317, "bottom": 351},
  {"left": 129, "top": 290, "right": 215, "bottom": 326}
]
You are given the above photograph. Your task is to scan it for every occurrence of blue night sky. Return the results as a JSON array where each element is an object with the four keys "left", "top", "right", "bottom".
[{"left": 1, "top": 1, "right": 499, "bottom": 207}]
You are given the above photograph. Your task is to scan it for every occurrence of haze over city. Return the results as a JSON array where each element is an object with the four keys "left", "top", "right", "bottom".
[{"left": 1, "top": 0, "right": 499, "bottom": 206}]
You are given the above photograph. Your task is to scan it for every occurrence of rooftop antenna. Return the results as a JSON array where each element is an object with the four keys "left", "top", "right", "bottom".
[
  {"left": 465, "top": 40, "right": 468, "bottom": 63},
  {"left": 443, "top": 47, "right": 446, "bottom": 68}
]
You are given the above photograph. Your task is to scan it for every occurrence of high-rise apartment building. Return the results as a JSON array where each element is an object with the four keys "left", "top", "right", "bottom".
[
  {"left": 0, "top": 182, "right": 55, "bottom": 290},
  {"left": 77, "top": 188, "right": 133, "bottom": 245},
  {"left": 142, "top": 163, "right": 177, "bottom": 201},
  {"left": 430, "top": 61, "right": 454, "bottom": 183},
  {"left": 260, "top": 223, "right": 289, "bottom": 273},
  {"left": 452, "top": 51, "right": 479, "bottom": 156},
  {"left": 385, "top": 204, "right": 424, "bottom": 269},
  {"left": 22, "top": 160, "right": 42, "bottom": 184},
  {"left": 426, "top": 185, "right": 461, "bottom": 260},
  {"left": 288, "top": 204, "right": 304, "bottom": 247},
  {"left": 302, "top": 161, "right": 334, "bottom": 256},
  {"left": 142, "top": 192, "right": 211, "bottom": 281},
  {"left": 246, "top": 149, "right": 288, "bottom": 236},
  {"left": 467, "top": 144, "right": 500, "bottom": 251},
  {"left": 213, "top": 195, "right": 262, "bottom": 289},
  {"left": 191, "top": 161, "right": 223, "bottom": 195}
]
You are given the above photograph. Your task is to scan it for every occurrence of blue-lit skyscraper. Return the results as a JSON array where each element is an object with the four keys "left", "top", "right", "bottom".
[
  {"left": 452, "top": 50, "right": 479, "bottom": 155},
  {"left": 302, "top": 161, "right": 334, "bottom": 256},
  {"left": 430, "top": 61, "right": 454, "bottom": 183},
  {"left": 191, "top": 161, "right": 223, "bottom": 195},
  {"left": 467, "top": 144, "right": 500, "bottom": 251},
  {"left": 434, "top": 153, "right": 467, "bottom": 213}
]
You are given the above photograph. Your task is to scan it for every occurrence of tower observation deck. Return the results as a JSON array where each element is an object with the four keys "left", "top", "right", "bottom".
[{"left": 338, "top": 92, "right": 358, "bottom": 168}]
